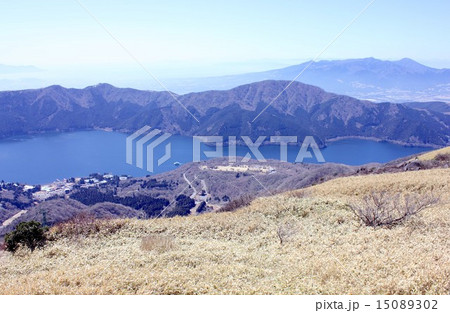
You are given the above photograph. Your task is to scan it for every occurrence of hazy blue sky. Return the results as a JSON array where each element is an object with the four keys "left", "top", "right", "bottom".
[{"left": 1, "top": 0, "right": 450, "bottom": 79}]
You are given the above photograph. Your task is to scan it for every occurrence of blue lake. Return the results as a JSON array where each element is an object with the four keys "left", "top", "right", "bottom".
[{"left": 0, "top": 131, "right": 432, "bottom": 184}]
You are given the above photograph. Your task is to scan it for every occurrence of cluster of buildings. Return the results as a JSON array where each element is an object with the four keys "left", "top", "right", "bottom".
[
  {"left": 31, "top": 174, "right": 130, "bottom": 201},
  {"left": 32, "top": 180, "right": 75, "bottom": 201}
]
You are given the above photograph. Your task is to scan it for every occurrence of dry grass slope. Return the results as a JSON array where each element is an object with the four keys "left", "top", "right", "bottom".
[
  {"left": 0, "top": 168, "right": 449, "bottom": 294},
  {"left": 415, "top": 146, "right": 450, "bottom": 161}
]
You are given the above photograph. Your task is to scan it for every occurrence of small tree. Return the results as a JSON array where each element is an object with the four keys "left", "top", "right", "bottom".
[
  {"left": 196, "top": 201, "right": 208, "bottom": 214},
  {"left": 4, "top": 221, "right": 48, "bottom": 253}
]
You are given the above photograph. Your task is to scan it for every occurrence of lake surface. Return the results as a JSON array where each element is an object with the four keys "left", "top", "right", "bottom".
[{"left": 0, "top": 131, "right": 432, "bottom": 184}]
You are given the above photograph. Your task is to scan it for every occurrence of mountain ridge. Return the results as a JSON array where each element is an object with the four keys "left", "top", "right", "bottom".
[{"left": 0, "top": 80, "right": 448, "bottom": 147}]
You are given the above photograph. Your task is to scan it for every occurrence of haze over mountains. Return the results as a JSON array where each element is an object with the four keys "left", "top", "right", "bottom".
[
  {"left": 2, "top": 58, "right": 450, "bottom": 104},
  {"left": 0, "top": 80, "right": 448, "bottom": 147},
  {"left": 0, "top": 64, "right": 41, "bottom": 74},
  {"left": 169, "top": 58, "right": 450, "bottom": 103}
]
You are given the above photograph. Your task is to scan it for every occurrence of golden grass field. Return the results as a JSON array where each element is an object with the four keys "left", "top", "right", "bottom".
[{"left": 0, "top": 167, "right": 449, "bottom": 295}]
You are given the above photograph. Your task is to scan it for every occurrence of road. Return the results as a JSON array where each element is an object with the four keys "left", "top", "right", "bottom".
[
  {"left": 1, "top": 210, "right": 27, "bottom": 228},
  {"left": 200, "top": 179, "right": 208, "bottom": 194},
  {"left": 183, "top": 173, "right": 197, "bottom": 198}
]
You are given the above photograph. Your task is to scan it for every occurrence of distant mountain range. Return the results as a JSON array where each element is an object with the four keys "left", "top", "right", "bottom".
[
  {"left": 0, "top": 64, "right": 41, "bottom": 74},
  {"left": 167, "top": 58, "right": 450, "bottom": 103},
  {"left": 0, "top": 80, "right": 448, "bottom": 147},
  {"left": 2, "top": 58, "right": 450, "bottom": 104}
]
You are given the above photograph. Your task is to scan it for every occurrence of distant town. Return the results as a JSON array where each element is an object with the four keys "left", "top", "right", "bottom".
[{"left": 1, "top": 173, "right": 131, "bottom": 202}]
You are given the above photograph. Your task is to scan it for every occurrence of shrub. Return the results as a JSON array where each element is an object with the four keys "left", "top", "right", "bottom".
[
  {"left": 141, "top": 234, "right": 174, "bottom": 252},
  {"left": 289, "top": 189, "right": 311, "bottom": 199},
  {"left": 276, "top": 221, "right": 297, "bottom": 245},
  {"left": 217, "top": 194, "right": 254, "bottom": 213},
  {"left": 350, "top": 191, "right": 439, "bottom": 228},
  {"left": 4, "top": 221, "right": 48, "bottom": 253},
  {"left": 51, "top": 213, "right": 125, "bottom": 238},
  {"left": 434, "top": 153, "right": 450, "bottom": 162}
]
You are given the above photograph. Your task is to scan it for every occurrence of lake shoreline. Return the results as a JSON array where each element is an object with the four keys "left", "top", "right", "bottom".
[
  {"left": 325, "top": 136, "right": 445, "bottom": 149},
  {"left": 0, "top": 128, "right": 445, "bottom": 149}
]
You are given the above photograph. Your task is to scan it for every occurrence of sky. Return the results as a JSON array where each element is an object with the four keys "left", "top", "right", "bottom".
[{"left": 1, "top": 0, "right": 450, "bottom": 85}]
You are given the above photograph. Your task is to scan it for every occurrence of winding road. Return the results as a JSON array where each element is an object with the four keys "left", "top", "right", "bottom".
[{"left": 183, "top": 173, "right": 197, "bottom": 198}]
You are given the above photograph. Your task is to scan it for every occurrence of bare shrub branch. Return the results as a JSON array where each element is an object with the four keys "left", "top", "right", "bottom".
[
  {"left": 276, "top": 222, "right": 297, "bottom": 245},
  {"left": 217, "top": 194, "right": 254, "bottom": 213},
  {"left": 350, "top": 191, "right": 440, "bottom": 228}
]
